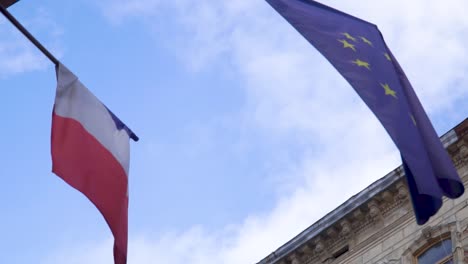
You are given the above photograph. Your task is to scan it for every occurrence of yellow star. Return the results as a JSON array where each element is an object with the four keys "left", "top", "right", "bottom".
[
  {"left": 381, "top": 83, "right": 397, "bottom": 99},
  {"left": 360, "top": 36, "right": 373, "bottom": 46},
  {"left": 384, "top": 53, "right": 391, "bottom": 61},
  {"left": 338, "top": 39, "right": 356, "bottom": 51},
  {"left": 342, "top": 32, "right": 356, "bottom": 42},
  {"left": 410, "top": 114, "right": 417, "bottom": 126},
  {"left": 352, "top": 59, "right": 370, "bottom": 70}
]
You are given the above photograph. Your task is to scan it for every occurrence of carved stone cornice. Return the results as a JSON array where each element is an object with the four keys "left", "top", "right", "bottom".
[
  {"left": 340, "top": 219, "right": 352, "bottom": 237},
  {"left": 278, "top": 180, "right": 413, "bottom": 263},
  {"left": 396, "top": 181, "right": 408, "bottom": 200},
  {"left": 268, "top": 122, "right": 468, "bottom": 264},
  {"left": 313, "top": 237, "right": 325, "bottom": 254},
  {"left": 449, "top": 133, "right": 468, "bottom": 171},
  {"left": 381, "top": 191, "right": 393, "bottom": 203},
  {"left": 353, "top": 208, "right": 364, "bottom": 221},
  {"left": 455, "top": 144, "right": 468, "bottom": 170},
  {"left": 298, "top": 244, "right": 313, "bottom": 256},
  {"left": 326, "top": 227, "right": 338, "bottom": 239},
  {"left": 368, "top": 200, "right": 381, "bottom": 218},
  {"left": 288, "top": 252, "right": 301, "bottom": 264}
]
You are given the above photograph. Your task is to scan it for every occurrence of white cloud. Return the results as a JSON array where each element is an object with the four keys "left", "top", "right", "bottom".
[
  {"left": 331, "top": 1, "right": 468, "bottom": 112},
  {"left": 41, "top": 239, "right": 113, "bottom": 264},
  {"left": 45, "top": 0, "right": 468, "bottom": 263}
]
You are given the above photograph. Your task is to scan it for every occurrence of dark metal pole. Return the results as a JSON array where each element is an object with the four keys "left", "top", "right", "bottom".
[
  {"left": 0, "top": 4, "right": 59, "bottom": 66},
  {"left": 1, "top": 4, "right": 140, "bottom": 141}
]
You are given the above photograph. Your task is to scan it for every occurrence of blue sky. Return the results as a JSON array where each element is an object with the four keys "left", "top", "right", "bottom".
[{"left": 1, "top": 0, "right": 467, "bottom": 263}]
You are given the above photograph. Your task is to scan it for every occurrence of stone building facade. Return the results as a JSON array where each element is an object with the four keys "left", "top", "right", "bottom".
[{"left": 258, "top": 118, "right": 468, "bottom": 264}]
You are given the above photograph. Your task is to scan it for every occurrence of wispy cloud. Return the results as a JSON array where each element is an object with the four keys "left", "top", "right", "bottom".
[
  {"left": 46, "top": 0, "right": 468, "bottom": 263},
  {"left": 0, "top": 8, "right": 63, "bottom": 78}
]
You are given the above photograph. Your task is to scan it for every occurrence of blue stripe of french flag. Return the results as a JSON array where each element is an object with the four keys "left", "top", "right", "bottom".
[{"left": 51, "top": 63, "right": 137, "bottom": 264}]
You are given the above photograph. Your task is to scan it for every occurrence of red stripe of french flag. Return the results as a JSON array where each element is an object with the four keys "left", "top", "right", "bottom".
[{"left": 51, "top": 63, "right": 137, "bottom": 264}]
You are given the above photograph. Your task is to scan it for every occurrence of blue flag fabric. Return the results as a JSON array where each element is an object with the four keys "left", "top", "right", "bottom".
[{"left": 266, "top": 0, "right": 464, "bottom": 225}]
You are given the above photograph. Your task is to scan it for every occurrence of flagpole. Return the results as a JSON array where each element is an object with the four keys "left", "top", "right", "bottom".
[
  {"left": 1, "top": 4, "right": 140, "bottom": 141},
  {"left": 0, "top": 4, "right": 59, "bottom": 66}
]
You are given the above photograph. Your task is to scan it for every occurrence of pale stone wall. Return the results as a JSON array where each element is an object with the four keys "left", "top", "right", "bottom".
[
  {"left": 336, "top": 136, "right": 468, "bottom": 264},
  {"left": 264, "top": 121, "right": 468, "bottom": 264},
  {"left": 335, "top": 167, "right": 468, "bottom": 264}
]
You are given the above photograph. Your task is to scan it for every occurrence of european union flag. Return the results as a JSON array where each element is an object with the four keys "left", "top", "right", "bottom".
[{"left": 266, "top": 0, "right": 464, "bottom": 225}]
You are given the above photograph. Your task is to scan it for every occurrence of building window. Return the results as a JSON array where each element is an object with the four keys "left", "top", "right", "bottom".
[{"left": 416, "top": 238, "right": 452, "bottom": 264}]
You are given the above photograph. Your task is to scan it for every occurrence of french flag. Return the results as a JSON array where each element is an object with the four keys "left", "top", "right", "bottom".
[{"left": 51, "top": 63, "right": 138, "bottom": 264}]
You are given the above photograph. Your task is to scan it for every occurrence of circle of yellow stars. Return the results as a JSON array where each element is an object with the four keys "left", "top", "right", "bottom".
[
  {"left": 339, "top": 32, "right": 397, "bottom": 98},
  {"left": 337, "top": 32, "right": 416, "bottom": 125}
]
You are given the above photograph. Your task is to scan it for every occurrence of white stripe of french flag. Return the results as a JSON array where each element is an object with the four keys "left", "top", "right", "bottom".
[{"left": 51, "top": 63, "right": 138, "bottom": 264}]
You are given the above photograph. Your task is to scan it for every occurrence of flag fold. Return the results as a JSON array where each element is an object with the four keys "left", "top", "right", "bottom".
[
  {"left": 51, "top": 63, "right": 136, "bottom": 264},
  {"left": 266, "top": 0, "right": 464, "bottom": 224}
]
